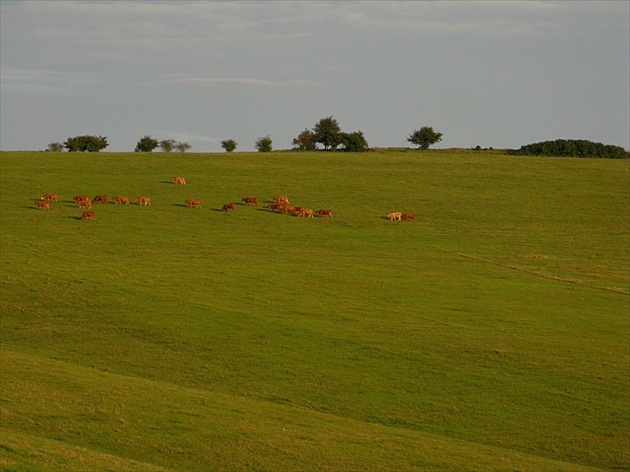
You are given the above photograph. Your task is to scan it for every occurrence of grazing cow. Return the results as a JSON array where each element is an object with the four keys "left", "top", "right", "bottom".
[
  {"left": 41, "top": 193, "right": 58, "bottom": 203},
  {"left": 113, "top": 195, "right": 130, "bottom": 205},
  {"left": 73, "top": 195, "right": 89, "bottom": 203},
  {"left": 81, "top": 210, "right": 96, "bottom": 220},
  {"left": 77, "top": 200, "right": 92, "bottom": 209},
  {"left": 34, "top": 201, "right": 50, "bottom": 210},
  {"left": 185, "top": 199, "right": 201, "bottom": 208},
  {"left": 315, "top": 209, "right": 332, "bottom": 218},
  {"left": 221, "top": 202, "right": 235, "bottom": 212},
  {"left": 401, "top": 212, "right": 415, "bottom": 221},
  {"left": 92, "top": 195, "right": 108, "bottom": 204},
  {"left": 274, "top": 195, "right": 289, "bottom": 205},
  {"left": 241, "top": 197, "right": 258, "bottom": 206},
  {"left": 298, "top": 208, "right": 313, "bottom": 218},
  {"left": 388, "top": 212, "right": 402, "bottom": 221},
  {"left": 267, "top": 203, "right": 282, "bottom": 212},
  {"left": 171, "top": 176, "right": 186, "bottom": 185},
  {"left": 133, "top": 196, "right": 151, "bottom": 206}
]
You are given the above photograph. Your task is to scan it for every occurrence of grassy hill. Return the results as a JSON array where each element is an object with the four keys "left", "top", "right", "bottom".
[{"left": 1, "top": 150, "right": 628, "bottom": 471}]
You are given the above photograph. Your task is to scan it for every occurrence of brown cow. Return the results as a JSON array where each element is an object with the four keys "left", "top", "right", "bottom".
[
  {"left": 387, "top": 212, "right": 402, "bottom": 221},
  {"left": 77, "top": 200, "right": 92, "bottom": 209},
  {"left": 274, "top": 195, "right": 289, "bottom": 205},
  {"left": 241, "top": 197, "right": 258, "bottom": 206},
  {"left": 315, "top": 209, "right": 332, "bottom": 218},
  {"left": 41, "top": 193, "right": 58, "bottom": 203},
  {"left": 221, "top": 202, "right": 235, "bottom": 212},
  {"left": 185, "top": 199, "right": 201, "bottom": 208},
  {"left": 298, "top": 208, "right": 313, "bottom": 218},
  {"left": 171, "top": 176, "right": 186, "bottom": 185},
  {"left": 113, "top": 196, "right": 130, "bottom": 205},
  {"left": 34, "top": 201, "right": 50, "bottom": 210},
  {"left": 133, "top": 196, "right": 151, "bottom": 206},
  {"left": 73, "top": 195, "right": 89, "bottom": 203},
  {"left": 81, "top": 210, "right": 96, "bottom": 220},
  {"left": 92, "top": 195, "right": 108, "bottom": 204},
  {"left": 401, "top": 212, "right": 415, "bottom": 221},
  {"left": 266, "top": 203, "right": 282, "bottom": 212}
]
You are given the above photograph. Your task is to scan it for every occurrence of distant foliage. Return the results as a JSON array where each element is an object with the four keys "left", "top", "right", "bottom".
[
  {"left": 47, "top": 142, "right": 64, "bottom": 152},
  {"left": 256, "top": 135, "right": 273, "bottom": 152},
  {"left": 135, "top": 136, "right": 159, "bottom": 152},
  {"left": 407, "top": 127, "right": 443, "bottom": 150},
  {"left": 175, "top": 142, "right": 191, "bottom": 153},
  {"left": 159, "top": 139, "right": 176, "bottom": 152},
  {"left": 340, "top": 131, "right": 369, "bottom": 152},
  {"left": 509, "top": 140, "right": 629, "bottom": 158},
  {"left": 64, "top": 135, "right": 109, "bottom": 152},
  {"left": 221, "top": 139, "right": 237, "bottom": 152},
  {"left": 292, "top": 129, "right": 316, "bottom": 151},
  {"left": 313, "top": 116, "right": 342, "bottom": 150}
]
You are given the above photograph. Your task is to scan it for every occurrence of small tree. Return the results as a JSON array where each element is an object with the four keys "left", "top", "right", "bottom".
[
  {"left": 135, "top": 135, "right": 159, "bottom": 152},
  {"left": 292, "top": 129, "right": 316, "bottom": 150},
  {"left": 175, "top": 142, "right": 191, "bottom": 153},
  {"left": 159, "top": 139, "right": 176, "bottom": 152},
  {"left": 313, "top": 116, "right": 341, "bottom": 150},
  {"left": 47, "top": 142, "right": 63, "bottom": 152},
  {"left": 340, "top": 131, "right": 369, "bottom": 152},
  {"left": 64, "top": 135, "right": 109, "bottom": 152},
  {"left": 407, "top": 126, "right": 443, "bottom": 150},
  {"left": 256, "top": 135, "right": 273, "bottom": 152},
  {"left": 221, "top": 139, "right": 237, "bottom": 152}
]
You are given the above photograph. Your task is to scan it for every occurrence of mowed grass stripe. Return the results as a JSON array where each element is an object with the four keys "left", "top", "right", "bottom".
[{"left": 1, "top": 150, "right": 628, "bottom": 470}]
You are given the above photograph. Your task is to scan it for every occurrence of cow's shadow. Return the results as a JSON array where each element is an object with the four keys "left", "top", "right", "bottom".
[{"left": 172, "top": 203, "right": 188, "bottom": 208}]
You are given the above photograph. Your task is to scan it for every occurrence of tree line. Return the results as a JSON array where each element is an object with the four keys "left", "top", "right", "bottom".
[
  {"left": 46, "top": 116, "right": 443, "bottom": 153},
  {"left": 46, "top": 118, "right": 628, "bottom": 158}
]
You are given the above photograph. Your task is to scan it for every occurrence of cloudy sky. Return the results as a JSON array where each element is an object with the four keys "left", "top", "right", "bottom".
[{"left": 1, "top": 0, "right": 628, "bottom": 152}]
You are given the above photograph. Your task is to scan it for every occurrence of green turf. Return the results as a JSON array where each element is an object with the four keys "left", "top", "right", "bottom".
[{"left": 1, "top": 150, "right": 628, "bottom": 471}]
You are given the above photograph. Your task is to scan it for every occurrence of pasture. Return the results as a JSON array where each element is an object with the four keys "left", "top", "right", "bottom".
[{"left": 1, "top": 149, "right": 628, "bottom": 471}]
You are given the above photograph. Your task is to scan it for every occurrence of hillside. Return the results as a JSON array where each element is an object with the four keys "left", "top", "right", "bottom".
[{"left": 1, "top": 150, "right": 628, "bottom": 471}]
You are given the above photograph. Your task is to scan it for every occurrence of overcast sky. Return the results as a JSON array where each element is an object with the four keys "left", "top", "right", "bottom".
[{"left": 1, "top": 0, "right": 628, "bottom": 152}]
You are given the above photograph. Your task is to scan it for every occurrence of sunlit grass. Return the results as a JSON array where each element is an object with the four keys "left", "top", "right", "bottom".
[{"left": 1, "top": 150, "right": 628, "bottom": 470}]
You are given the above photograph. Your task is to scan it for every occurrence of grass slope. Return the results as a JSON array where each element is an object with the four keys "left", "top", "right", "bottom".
[{"left": 1, "top": 150, "right": 628, "bottom": 470}]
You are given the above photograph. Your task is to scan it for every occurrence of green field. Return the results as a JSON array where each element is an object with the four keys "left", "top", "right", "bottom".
[{"left": 1, "top": 149, "right": 628, "bottom": 471}]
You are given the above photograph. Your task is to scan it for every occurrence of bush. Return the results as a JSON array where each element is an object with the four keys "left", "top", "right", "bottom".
[
  {"left": 135, "top": 136, "right": 159, "bottom": 152},
  {"left": 256, "top": 136, "right": 272, "bottom": 153},
  {"left": 340, "top": 131, "right": 369, "bottom": 152},
  {"left": 221, "top": 139, "right": 237, "bottom": 152},
  {"left": 509, "top": 139, "right": 628, "bottom": 158},
  {"left": 64, "top": 135, "right": 109, "bottom": 152}
]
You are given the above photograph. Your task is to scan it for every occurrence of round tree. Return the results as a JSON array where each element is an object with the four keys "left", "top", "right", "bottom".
[
  {"left": 221, "top": 139, "right": 237, "bottom": 152},
  {"left": 256, "top": 135, "right": 272, "bottom": 152},
  {"left": 135, "top": 135, "right": 159, "bottom": 152},
  {"left": 407, "top": 126, "right": 443, "bottom": 150}
]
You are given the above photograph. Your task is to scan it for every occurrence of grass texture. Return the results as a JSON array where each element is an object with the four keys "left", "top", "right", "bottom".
[{"left": 1, "top": 150, "right": 628, "bottom": 471}]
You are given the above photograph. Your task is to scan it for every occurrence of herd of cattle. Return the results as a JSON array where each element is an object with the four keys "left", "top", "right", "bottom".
[{"left": 34, "top": 176, "right": 414, "bottom": 222}]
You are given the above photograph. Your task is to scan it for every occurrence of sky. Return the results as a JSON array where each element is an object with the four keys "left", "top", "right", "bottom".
[{"left": 1, "top": 0, "right": 628, "bottom": 152}]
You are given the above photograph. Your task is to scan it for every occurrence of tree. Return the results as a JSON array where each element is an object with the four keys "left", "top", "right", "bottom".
[
  {"left": 255, "top": 135, "right": 273, "bottom": 152},
  {"left": 292, "top": 129, "right": 316, "bottom": 151},
  {"left": 313, "top": 116, "right": 341, "bottom": 150},
  {"left": 64, "top": 135, "right": 109, "bottom": 152},
  {"left": 174, "top": 142, "right": 191, "bottom": 153},
  {"left": 407, "top": 126, "right": 443, "bottom": 150},
  {"left": 135, "top": 135, "right": 159, "bottom": 152},
  {"left": 47, "top": 142, "right": 63, "bottom": 152},
  {"left": 221, "top": 139, "right": 237, "bottom": 152},
  {"left": 159, "top": 139, "right": 176, "bottom": 152},
  {"left": 340, "top": 131, "right": 369, "bottom": 152}
]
